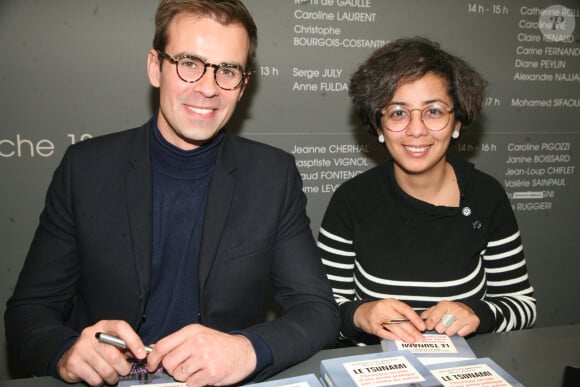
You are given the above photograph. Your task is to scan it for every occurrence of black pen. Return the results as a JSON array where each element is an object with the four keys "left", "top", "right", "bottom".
[
  {"left": 95, "top": 332, "right": 153, "bottom": 354},
  {"left": 382, "top": 318, "right": 427, "bottom": 325}
]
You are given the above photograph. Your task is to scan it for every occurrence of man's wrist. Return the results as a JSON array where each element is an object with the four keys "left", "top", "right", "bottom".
[
  {"left": 47, "top": 336, "right": 78, "bottom": 379},
  {"left": 231, "top": 330, "right": 273, "bottom": 379}
]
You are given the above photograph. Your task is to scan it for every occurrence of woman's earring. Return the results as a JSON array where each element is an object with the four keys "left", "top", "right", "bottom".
[
  {"left": 451, "top": 130, "right": 460, "bottom": 139},
  {"left": 378, "top": 134, "right": 385, "bottom": 143}
]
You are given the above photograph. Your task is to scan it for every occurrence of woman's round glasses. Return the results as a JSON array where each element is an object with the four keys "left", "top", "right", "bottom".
[
  {"left": 157, "top": 50, "right": 251, "bottom": 91},
  {"left": 381, "top": 102, "right": 454, "bottom": 132}
]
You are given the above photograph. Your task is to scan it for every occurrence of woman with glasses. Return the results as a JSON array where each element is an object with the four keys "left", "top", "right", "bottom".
[{"left": 317, "top": 37, "right": 536, "bottom": 345}]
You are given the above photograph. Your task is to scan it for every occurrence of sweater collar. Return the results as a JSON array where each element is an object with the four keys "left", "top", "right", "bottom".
[{"left": 150, "top": 119, "right": 224, "bottom": 179}]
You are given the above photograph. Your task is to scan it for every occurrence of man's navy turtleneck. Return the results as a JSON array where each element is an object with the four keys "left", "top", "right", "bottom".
[{"left": 139, "top": 125, "right": 222, "bottom": 344}]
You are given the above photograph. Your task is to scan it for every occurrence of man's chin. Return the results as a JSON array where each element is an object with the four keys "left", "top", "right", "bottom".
[{"left": 178, "top": 130, "right": 222, "bottom": 149}]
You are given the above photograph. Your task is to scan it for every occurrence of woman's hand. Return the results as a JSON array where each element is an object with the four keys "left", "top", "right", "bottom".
[
  {"left": 354, "top": 299, "right": 426, "bottom": 343},
  {"left": 421, "top": 301, "right": 480, "bottom": 337}
]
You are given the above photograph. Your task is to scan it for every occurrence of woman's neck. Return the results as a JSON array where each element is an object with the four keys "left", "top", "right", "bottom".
[{"left": 394, "top": 160, "right": 460, "bottom": 206}]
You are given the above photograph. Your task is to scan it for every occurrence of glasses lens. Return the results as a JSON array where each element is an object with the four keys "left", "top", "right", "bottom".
[
  {"left": 422, "top": 103, "right": 451, "bottom": 131},
  {"left": 383, "top": 105, "right": 410, "bottom": 132},
  {"left": 177, "top": 57, "right": 205, "bottom": 83},
  {"left": 215, "top": 65, "right": 243, "bottom": 90}
]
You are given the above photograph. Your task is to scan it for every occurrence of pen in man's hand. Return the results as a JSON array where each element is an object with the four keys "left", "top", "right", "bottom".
[{"left": 95, "top": 332, "right": 153, "bottom": 354}]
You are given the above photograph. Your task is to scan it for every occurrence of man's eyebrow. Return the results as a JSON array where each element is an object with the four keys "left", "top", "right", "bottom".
[{"left": 174, "top": 52, "right": 245, "bottom": 68}]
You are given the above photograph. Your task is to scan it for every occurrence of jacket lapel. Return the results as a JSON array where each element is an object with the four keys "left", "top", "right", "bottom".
[
  {"left": 198, "top": 132, "right": 236, "bottom": 288},
  {"left": 126, "top": 123, "right": 153, "bottom": 299}
]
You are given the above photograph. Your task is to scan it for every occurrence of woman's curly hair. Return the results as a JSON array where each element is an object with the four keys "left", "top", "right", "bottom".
[{"left": 349, "top": 37, "right": 487, "bottom": 136}]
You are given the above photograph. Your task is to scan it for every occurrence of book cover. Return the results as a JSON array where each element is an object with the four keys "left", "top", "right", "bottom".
[
  {"left": 320, "top": 350, "right": 442, "bottom": 387},
  {"left": 118, "top": 369, "right": 323, "bottom": 387},
  {"left": 381, "top": 332, "right": 476, "bottom": 365},
  {"left": 117, "top": 366, "right": 185, "bottom": 387},
  {"left": 244, "top": 373, "right": 324, "bottom": 386},
  {"left": 427, "top": 357, "right": 524, "bottom": 386}
]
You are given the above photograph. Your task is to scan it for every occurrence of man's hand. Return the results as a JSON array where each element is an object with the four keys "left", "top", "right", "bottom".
[
  {"left": 58, "top": 320, "right": 148, "bottom": 386},
  {"left": 147, "top": 324, "right": 257, "bottom": 386}
]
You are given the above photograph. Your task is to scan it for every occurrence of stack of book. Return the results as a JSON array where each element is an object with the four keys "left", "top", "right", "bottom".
[
  {"left": 319, "top": 347, "right": 524, "bottom": 387},
  {"left": 119, "top": 333, "right": 524, "bottom": 386},
  {"left": 251, "top": 332, "right": 524, "bottom": 387},
  {"left": 317, "top": 332, "right": 523, "bottom": 387}
]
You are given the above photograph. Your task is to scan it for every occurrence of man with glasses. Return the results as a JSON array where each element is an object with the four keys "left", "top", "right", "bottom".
[{"left": 5, "top": 1, "right": 339, "bottom": 386}]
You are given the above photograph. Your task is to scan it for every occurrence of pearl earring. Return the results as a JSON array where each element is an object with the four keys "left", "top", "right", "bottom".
[
  {"left": 452, "top": 130, "right": 460, "bottom": 139},
  {"left": 378, "top": 134, "right": 385, "bottom": 143}
]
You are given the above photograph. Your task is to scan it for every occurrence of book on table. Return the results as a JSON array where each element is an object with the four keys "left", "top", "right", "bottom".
[
  {"left": 427, "top": 357, "right": 524, "bottom": 386},
  {"left": 244, "top": 373, "right": 324, "bottom": 386},
  {"left": 320, "top": 350, "right": 442, "bottom": 387},
  {"left": 117, "top": 369, "right": 184, "bottom": 386},
  {"left": 381, "top": 332, "right": 476, "bottom": 365},
  {"left": 118, "top": 369, "right": 323, "bottom": 387}
]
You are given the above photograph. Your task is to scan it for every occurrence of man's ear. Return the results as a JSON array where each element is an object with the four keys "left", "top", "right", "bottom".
[{"left": 147, "top": 49, "right": 161, "bottom": 88}]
